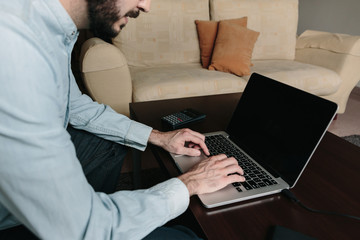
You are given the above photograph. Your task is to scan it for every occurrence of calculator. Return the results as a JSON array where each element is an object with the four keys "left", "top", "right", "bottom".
[{"left": 161, "top": 108, "right": 206, "bottom": 129}]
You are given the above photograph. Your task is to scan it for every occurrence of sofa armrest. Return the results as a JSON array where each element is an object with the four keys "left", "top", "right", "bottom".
[
  {"left": 80, "top": 37, "right": 132, "bottom": 116},
  {"left": 295, "top": 30, "right": 360, "bottom": 113},
  {"left": 295, "top": 30, "right": 360, "bottom": 69}
]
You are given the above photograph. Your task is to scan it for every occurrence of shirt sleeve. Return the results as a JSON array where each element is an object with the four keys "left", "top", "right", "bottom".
[{"left": 68, "top": 73, "right": 152, "bottom": 151}]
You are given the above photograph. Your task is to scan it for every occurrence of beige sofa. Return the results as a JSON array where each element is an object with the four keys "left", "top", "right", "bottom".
[{"left": 80, "top": 0, "right": 360, "bottom": 116}]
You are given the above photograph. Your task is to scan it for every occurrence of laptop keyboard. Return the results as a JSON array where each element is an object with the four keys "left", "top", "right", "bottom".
[{"left": 205, "top": 134, "right": 277, "bottom": 192}]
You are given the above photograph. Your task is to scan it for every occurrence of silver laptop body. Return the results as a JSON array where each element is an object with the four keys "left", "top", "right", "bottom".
[{"left": 171, "top": 73, "right": 338, "bottom": 208}]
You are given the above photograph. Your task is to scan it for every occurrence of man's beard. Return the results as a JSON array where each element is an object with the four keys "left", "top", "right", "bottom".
[{"left": 86, "top": 0, "right": 140, "bottom": 43}]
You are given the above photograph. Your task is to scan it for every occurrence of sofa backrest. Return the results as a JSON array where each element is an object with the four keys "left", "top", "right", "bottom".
[
  {"left": 113, "top": 0, "right": 209, "bottom": 67},
  {"left": 210, "top": 0, "right": 298, "bottom": 60},
  {"left": 113, "top": 0, "right": 299, "bottom": 67}
]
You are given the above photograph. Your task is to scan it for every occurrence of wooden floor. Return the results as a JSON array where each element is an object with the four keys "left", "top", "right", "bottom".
[{"left": 328, "top": 87, "right": 360, "bottom": 136}]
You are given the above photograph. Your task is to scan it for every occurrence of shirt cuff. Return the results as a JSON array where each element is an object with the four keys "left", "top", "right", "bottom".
[
  {"left": 148, "top": 178, "right": 190, "bottom": 219},
  {"left": 125, "top": 120, "right": 152, "bottom": 151}
]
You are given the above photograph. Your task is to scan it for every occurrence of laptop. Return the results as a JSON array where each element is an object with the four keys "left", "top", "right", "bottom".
[{"left": 171, "top": 73, "right": 338, "bottom": 208}]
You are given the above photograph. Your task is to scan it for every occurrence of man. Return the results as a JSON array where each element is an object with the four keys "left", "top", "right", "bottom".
[{"left": 0, "top": 0, "right": 245, "bottom": 239}]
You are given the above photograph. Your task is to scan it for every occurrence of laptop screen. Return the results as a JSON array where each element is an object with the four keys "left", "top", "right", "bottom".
[{"left": 227, "top": 73, "right": 338, "bottom": 186}]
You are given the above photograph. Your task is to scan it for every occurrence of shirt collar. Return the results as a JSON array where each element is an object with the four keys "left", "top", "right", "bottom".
[{"left": 44, "top": 0, "right": 79, "bottom": 41}]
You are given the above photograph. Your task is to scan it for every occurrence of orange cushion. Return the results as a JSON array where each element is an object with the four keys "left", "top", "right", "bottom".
[
  {"left": 195, "top": 17, "right": 247, "bottom": 68},
  {"left": 209, "top": 21, "right": 259, "bottom": 76}
]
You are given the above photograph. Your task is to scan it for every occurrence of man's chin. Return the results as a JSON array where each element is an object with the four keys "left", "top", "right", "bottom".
[{"left": 93, "top": 29, "right": 119, "bottom": 43}]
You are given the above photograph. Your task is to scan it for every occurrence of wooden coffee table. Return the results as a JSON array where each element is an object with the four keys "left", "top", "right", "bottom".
[{"left": 130, "top": 93, "right": 360, "bottom": 240}]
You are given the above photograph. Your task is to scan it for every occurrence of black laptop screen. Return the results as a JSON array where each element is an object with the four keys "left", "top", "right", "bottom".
[{"left": 227, "top": 73, "right": 337, "bottom": 186}]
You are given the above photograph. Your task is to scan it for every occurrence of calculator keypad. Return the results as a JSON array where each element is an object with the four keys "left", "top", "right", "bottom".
[{"left": 162, "top": 112, "right": 191, "bottom": 125}]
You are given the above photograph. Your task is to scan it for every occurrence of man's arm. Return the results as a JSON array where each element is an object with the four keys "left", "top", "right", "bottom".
[{"left": 68, "top": 74, "right": 152, "bottom": 152}]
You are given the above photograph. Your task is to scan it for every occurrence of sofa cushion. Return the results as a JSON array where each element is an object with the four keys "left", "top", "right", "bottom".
[
  {"left": 195, "top": 20, "right": 218, "bottom": 69},
  {"left": 210, "top": 0, "right": 298, "bottom": 60},
  {"left": 209, "top": 22, "right": 259, "bottom": 76},
  {"left": 130, "top": 60, "right": 341, "bottom": 103},
  {"left": 113, "top": 0, "right": 209, "bottom": 67},
  {"left": 246, "top": 60, "right": 342, "bottom": 96},
  {"left": 129, "top": 63, "right": 247, "bottom": 102},
  {"left": 195, "top": 17, "right": 248, "bottom": 68}
]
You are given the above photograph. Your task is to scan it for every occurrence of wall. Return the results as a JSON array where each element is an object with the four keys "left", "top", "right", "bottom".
[
  {"left": 298, "top": 0, "right": 360, "bottom": 88},
  {"left": 298, "top": 0, "right": 360, "bottom": 36}
]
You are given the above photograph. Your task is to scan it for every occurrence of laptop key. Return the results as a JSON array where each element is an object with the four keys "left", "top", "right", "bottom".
[
  {"left": 241, "top": 182, "right": 253, "bottom": 190},
  {"left": 271, "top": 180, "right": 278, "bottom": 185},
  {"left": 232, "top": 182, "right": 241, "bottom": 187},
  {"left": 256, "top": 174, "right": 265, "bottom": 179},
  {"left": 263, "top": 179, "right": 273, "bottom": 186},
  {"left": 248, "top": 180, "right": 260, "bottom": 189},
  {"left": 259, "top": 182, "right": 267, "bottom": 187},
  {"left": 249, "top": 173, "right": 257, "bottom": 178},
  {"left": 253, "top": 178, "right": 262, "bottom": 183}
]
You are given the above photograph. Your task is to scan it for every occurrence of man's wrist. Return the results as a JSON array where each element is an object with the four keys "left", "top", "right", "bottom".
[
  {"left": 148, "top": 129, "right": 163, "bottom": 146},
  {"left": 178, "top": 173, "right": 196, "bottom": 196}
]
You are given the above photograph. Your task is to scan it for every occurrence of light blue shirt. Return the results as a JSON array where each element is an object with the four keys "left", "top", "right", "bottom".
[{"left": 0, "top": 0, "right": 189, "bottom": 239}]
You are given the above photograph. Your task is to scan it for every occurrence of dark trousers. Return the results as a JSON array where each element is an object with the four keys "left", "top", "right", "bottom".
[
  {"left": 67, "top": 126, "right": 127, "bottom": 194},
  {"left": 0, "top": 126, "right": 200, "bottom": 239}
]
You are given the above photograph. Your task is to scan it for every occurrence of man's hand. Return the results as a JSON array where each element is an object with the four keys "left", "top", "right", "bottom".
[
  {"left": 178, "top": 154, "right": 245, "bottom": 196},
  {"left": 148, "top": 128, "right": 210, "bottom": 156}
]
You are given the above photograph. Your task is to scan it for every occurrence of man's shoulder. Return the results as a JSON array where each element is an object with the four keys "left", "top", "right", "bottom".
[{"left": 0, "top": 1, "right": 43, "bottom": 40}]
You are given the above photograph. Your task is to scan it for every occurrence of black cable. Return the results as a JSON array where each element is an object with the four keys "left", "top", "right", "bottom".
[{"left": 281, "top": 189, "right": 360, "bottom": 221}]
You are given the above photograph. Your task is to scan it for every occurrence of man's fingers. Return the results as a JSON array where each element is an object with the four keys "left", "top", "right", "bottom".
[
  {"left": 226, "top": 173, "right": 246, "bottom": 183},
  {"left": 212, "top": 156, "right": 241, "bottom": 169},
  {"left": 208, "top": 154, "right": 228, "bottom": 161},
  {"left": 224, "top": 164, "right": 244, "bottom": 176},
  {"left": 181, "top": 131, "right": 210, "bottom": 156},
  {"left": 211, "top": 156, "right": 244, "bottom": 177},
  {"left": 181, "top": 147, "right": 202, "bottom": 156},
  {"left": 186, "top": 136, "right": 209, "bottom": 155},
  {"left": 179, "top": 154, "right": 246, "bottom": 196},
  {"left": 187, "top": 143, "right": 201, "bottom": 150},
  {"left": 182, "top": 128, "right": 205, "bottom": 141}
]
